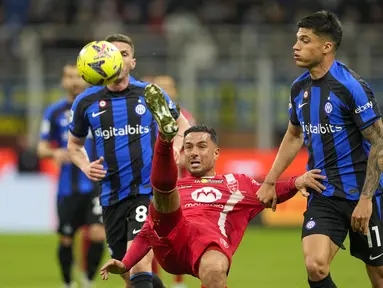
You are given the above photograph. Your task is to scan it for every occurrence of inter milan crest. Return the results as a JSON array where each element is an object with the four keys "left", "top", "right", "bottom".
[
  {"left": 324, "top": 102, "right": 333, "bottom": 114},
  {"left": 135, "top": 104, "right": 146, "bottom": 115}
]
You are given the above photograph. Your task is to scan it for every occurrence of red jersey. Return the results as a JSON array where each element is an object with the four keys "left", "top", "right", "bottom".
[{"left": 121, "top": 173, "right": 297, "bottom": 276}]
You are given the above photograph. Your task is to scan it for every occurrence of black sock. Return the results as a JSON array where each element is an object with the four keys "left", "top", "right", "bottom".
[
  {"left": 130, "top": 272, "right": 153, "bottom": 288},
  {"left": 58, "top": 243, "right": 73, "bottom": 284},
  {"left": 152, "top": 273, "right": 165, "bottom": 288},
  {"left": 308, "top": 273, "right": 337, "bottom": 288},
  {"left": 86, "top": 241, "right": 104, "bottom": 281}
]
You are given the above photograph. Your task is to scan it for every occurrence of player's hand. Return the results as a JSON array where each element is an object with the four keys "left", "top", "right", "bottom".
[
  {"left": 53, "top": 149, "right": 71, "bottom": 165},
  {"left": 256, "top": 182, "right": 278, "bottom": 212},
  {"left": 295, "top": 169, "right": 327, "bottom": 197},
  {"left": 100, "top": 259, "right": 127, "bottom": 280},
  {"left": 351, "top": 196, "right": 373, "bottom": 235},
  {"left": 84, "top": 157, "right": 107, "bottom": 182}
]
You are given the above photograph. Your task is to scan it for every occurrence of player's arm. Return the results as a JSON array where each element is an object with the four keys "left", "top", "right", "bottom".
[
  {"left": 360, "top": 120, "right": 383, "bottom": 198},
  {"left": 100, "top": 222, "right": 151, "bottom": 280},
  {"left": 349, "top": 78, "right": 383, "bottom": 234},
  {"left": 67, "top": 97, "right": 106, "bottom": 181},
  {"left": 37, "top": 107, "right": 70, "bottom": 164},
  {"left": 256, "top": 122, "right": 304, "bottom": 210}
]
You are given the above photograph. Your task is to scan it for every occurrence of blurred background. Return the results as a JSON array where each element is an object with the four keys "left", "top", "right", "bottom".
[{"left": 0, "top": 0, "right": 382, "bottom": 287}]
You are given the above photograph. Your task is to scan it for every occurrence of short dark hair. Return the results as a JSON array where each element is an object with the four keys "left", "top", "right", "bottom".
[
  {"left": 105, "top": 33, "right": 135, "bottom": 54},
  {"left": 297, "top": 10, "right": 342, "bottom": 51},
  {"left": 184, "top": 124, "right": 218, "bottom": 145}
]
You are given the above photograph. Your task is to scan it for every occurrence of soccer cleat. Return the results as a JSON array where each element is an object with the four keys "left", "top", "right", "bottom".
[{"left": 144, "top": 84, "right": 179, "bottom": 142}]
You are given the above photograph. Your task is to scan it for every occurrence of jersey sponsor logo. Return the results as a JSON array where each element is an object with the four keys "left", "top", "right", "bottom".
[
  {"left": 300, "top": 121, "right": 342, "bottom": 135},
  {"left": 94, "top": 124, "right": 150, "bottom": 139},
  {"left": 355, "top": 101, "right": 373, "bottom": 114},
  {"left": 191, "top": 187, "right": 222, "bottom": 203},
  {"left": 92, "top": 110, "right": 107, "bottom": 117},
  {"left": 194, "top": 179, "right": 224, "bottom": 184}
]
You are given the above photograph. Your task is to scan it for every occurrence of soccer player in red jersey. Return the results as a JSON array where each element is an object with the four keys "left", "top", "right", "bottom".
[{"left": 100, "top": 84, "right": 325, "bottom": 288}]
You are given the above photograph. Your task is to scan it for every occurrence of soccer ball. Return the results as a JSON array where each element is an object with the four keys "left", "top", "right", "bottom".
[{"left": 77, "top": 40, "right": 123, "bottom": 86}]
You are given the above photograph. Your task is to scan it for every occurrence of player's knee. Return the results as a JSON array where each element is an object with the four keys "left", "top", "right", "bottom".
[
  {"left": 59, "top": 235, "right": 73, "bottom": 246},
  {"left": 199, "top": 250, "right": 228, "bottom": 286},
  {"left": 366, "top": 265, "right": 383, "bottom": 288},
  {"left": 88, "top": 224, "right": 105, "bottom": 241},
  {"left": 305, "top": 255, "right": 330, "bottom": 280},
  {"left": 130, "top": 250, "right": 154, "bottom": 275}
]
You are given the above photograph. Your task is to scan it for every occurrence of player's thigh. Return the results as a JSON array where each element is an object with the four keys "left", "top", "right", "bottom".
[
  {"left": 57, "top": 195, "right": 83, "bottom": 239},
  {"left": 126, "top": 194, "right": 151, "bottom": 241},
  {"left": 84, "top": 192, "right": 105, "bottom": 241},
  {"left": 152, "top": 187, "right": 180, "bottom": 214},
  {"left": 302, "top": 193, "right": 347, "bottom": 267},
  {"left": 102, "top": 198, "right": 130, "bottom": 260},
  {"left": 350, "top": 194, "right": 383, "bottom": 268}
]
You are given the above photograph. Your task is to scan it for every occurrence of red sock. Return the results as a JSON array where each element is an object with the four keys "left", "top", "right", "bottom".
[
  {"left": 174, "top": 274, "right": 183, "bottom": 283},
  {"left": 150, "top": 136, "right": 178, "bottom": 192}
]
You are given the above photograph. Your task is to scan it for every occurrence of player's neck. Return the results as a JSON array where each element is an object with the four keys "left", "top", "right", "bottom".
[
  {"left": 107, "top": 76, "right": 130, "bottom": 92},
  {"left": 309, "top": 57, "right": 335, "bottom": 80},
  {"left": 67, "top": 94, "right": 75, "bottom": 104},
  {"left": 202, "top": 170, "right": 216, "bottom": 177}
]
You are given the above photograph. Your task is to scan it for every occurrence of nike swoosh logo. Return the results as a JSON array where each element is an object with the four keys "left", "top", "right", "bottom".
[
  {"left": 369, "top": 253, "right": 383, "bottom": 260},
  {"left": 132, "top": 229, "right": 141, "bottom": 235},
  {"left": 298, "top": 103, "right": 308, "bottom": 108},
  {"left": 92, "top": 111, "right": 106, "bottom": 117}
]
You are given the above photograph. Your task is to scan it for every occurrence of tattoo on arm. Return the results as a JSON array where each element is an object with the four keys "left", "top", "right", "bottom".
[{"left": 360, "top": 120, "right": 383, "bottom": 198}]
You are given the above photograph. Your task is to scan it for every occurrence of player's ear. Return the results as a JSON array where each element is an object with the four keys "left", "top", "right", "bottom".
[
  {"left": 323, "top": 41, "right": 333, "bottom": 54},
  {"left": 130, "top": 58, "right": 136, "bottom": 70},
  {"left": 214, "top": 148, "right": 220, "bottom": 161}
]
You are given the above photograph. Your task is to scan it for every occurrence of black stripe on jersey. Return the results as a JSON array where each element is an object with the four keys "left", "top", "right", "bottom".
[
  {"left": 71, "top": 166, "right": 80, "bottom": 195},
  {"left": 318, "top": 81, "right": 346, "bottom": 198},
  {"left": 327, "top": 74, "right": 368, "bottom": 194},
  {"left": 150, "top": 119, "right": 156, "bottom": 154},
  {"left": 126, "top": 96, "right": 143, "bottom": 196},
  {"left": 100, "top": 99, "right": 121, "bottom": 205}
]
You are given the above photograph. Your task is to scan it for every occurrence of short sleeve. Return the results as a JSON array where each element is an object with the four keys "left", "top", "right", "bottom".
[
  {"left": 40, "top": 107, "right": 56, "bottom": 141},
  {"left": 289, "top": 86, "right": 300, "bottom": 126},
  {"left": 69, "top": 95, "right": 90, "bottom": 138},
  {"left": 162, "top": 89, "right": 180, "bottom": 120},
  {"left": 350, "top": 79, "right": 381, "bottom": 130}
]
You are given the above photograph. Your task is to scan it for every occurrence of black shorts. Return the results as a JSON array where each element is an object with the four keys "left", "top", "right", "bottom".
[
  {"left": 102, "top": 194, "right": 151, "bottom": 260},
  {"left": 302, "top": 192, "right": 383, "bottom": 266},
  {"left": 57, "top": 191, "right": 103, "bottom": 237}
]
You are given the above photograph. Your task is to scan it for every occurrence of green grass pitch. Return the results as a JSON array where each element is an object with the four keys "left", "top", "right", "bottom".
[{"left": 0, "top": 228, "right": 369, "bottom": 287}]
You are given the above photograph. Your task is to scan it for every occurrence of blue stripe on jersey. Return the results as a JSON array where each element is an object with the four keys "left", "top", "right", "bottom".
[
  {"left": 377, "top": 195, "right": 382, "bottom": 220},
  {"left": 111, "top": 97, "right": 133, "bottom": 202},
  {"left": 90, "top": 101, "right": 111, "bottom": 206},
  {"left": 310, "top": 87, "right": 333, "bottom": 196}
]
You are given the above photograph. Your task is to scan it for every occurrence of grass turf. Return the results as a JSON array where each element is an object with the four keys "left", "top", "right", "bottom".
[{"left": 0, "top": 228, "right": 369, "bottom": 288}]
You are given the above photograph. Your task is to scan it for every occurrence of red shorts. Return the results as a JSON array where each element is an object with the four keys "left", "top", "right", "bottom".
[{"left": 147, "top": 208, "right": 232, "bottom": 277}]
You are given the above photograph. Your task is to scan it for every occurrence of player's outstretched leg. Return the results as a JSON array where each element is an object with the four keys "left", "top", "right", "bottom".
[
  {"left": 198, "top": 248, "right": 229, "bottom": 288},
  {"left": 144, "top": 84, "right": 181, "bottom": 237}
]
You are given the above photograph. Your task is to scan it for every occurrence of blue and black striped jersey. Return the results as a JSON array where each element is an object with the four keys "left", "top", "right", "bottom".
[
  {"left": 69, "top": 76, "right": 180, "bottom": 206},
  {"left": 40, "top": 98, "right": 96, "bottom": 198},
  {"left": 289, "top": 61, "right": 383, "bottom": 200}
]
